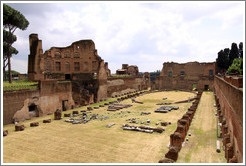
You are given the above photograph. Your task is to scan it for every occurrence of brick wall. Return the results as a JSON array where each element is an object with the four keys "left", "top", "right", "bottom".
[
  {"left": 3, "top": 90, "right": 40, "bottom": 125},
  {"left": 214, "top": 76, "right": 243, "bottom": 162},
  {"left": 107, "top": 77, "right": 148, "bottom": 97}
]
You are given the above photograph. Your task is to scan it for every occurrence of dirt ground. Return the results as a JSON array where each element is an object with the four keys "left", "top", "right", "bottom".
[
  {"left": 2, "top": 91, "right": 226, "bottom": 163},
  {"left": 176, "top": 91, "right": 226, "bottom": 163}
]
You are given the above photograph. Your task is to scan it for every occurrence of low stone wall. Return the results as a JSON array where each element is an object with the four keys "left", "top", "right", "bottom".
[
  {"left": 107, "top": 77, "right": 149, "bottom": 97},
  {"left": 3, "top": 80, "right": 74, "bottom": 125},
  {"left": 3, "top": 90, "right": 40, "bottom": 125},
  {"left": 159, "top": 91, "right": 203, "bottom": 163},
  {"left": 214, "top": 75, "right": 243, "bottom": 163}
]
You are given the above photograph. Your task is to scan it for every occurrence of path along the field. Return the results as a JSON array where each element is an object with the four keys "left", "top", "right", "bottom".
[
  {"left": 3, "top": 91, "right": 226, "bottom": 163},
  {"left": 177, "top": 91, "right": 226, "bottom": 163}
]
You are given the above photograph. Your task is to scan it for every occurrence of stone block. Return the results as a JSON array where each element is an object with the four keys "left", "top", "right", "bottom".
[
  {"left": 15, "top": 124, "right": 25, "bottom": 131},
  {"left": 43, "top": 119, "right": 51, "bottom": 123},
  {"left": 30, "top": 122, "right": 39, "bottom": 127},
  {"left": 54, "top": 109, "right": 62, "bottom": 120},
  {"left": 64, "top": 113, "right": 71, "bottom": 117},
  {"left": 165, "top": 146, "right": 179, "bottom": 161},
  {"left": 72, "top": 111, "right": 79, "bottom": 115},
  {"left": 3, "top": 130, "right": 8, "bottom": 136},
  {"left": 161, "top": 122, "right": 168, "bottom": 126},
  {"left": 87, "top": 107, "right": 93, "bottom": 111},
  {"left": 170, "top": 132, "right": 182, "bottom": 149},
  {"left": 158, "top": 158, "right": 174, "bottom": 163}
]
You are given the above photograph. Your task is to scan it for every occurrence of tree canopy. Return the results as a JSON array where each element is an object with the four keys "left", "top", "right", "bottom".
[
  {"left": 3, "top": 4, "right": 29, "bottom": 83},
  {"left": 227, "top": 58, "right": 243, "bottom": 75},
  {"left": 216, "top": 42, "right": 243, "bottom": 75},
  {"left": 3, "top": 4, "right": 29, "bottom": 31}
]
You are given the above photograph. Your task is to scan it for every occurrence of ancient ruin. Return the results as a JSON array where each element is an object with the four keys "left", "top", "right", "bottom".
[
  {"left": 116, "top": 64, "right": 139, "bottom": 76},
  {"left": 28, "top": 34, "right": 110, "bottom": 81},
  {"left": 157, "top": 61, "right": 215, "bottom": 90},
  {"left": 2, "top": 34, "right": 243, "bottom": 164}
]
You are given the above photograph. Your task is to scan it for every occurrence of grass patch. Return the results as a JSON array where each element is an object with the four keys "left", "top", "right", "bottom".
[{"left": 3, "top": 79, "right": 38, "bottom": 91}]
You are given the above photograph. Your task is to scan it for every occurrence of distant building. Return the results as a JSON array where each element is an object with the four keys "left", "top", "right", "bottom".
[
  {"left": 116, "top": 64, "right": 139, "bottom": 76},
  {"left": 158, "top": 61, "right": 216, "bottom": 90}
]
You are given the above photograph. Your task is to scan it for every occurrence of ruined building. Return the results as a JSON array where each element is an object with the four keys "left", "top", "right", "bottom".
[
  {"left": 28, "top": 34, "right": 110, "bottom": 106},
  {"left": 158, "top": 61, "right": 216, "bottom": 90},
  {"left": 28, "top": 34, "right": 110, "bottom": 81},
  {"left": 116, "top": 64, "right": 139, "bottom": 76}
]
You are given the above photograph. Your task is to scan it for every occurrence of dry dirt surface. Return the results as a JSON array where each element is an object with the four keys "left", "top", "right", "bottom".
[
  {"left": 3, "top": 91, "right": 226, "bottom": 163},
  {"left": 176, "top": 91, "right": 226, "bottom": 163}
]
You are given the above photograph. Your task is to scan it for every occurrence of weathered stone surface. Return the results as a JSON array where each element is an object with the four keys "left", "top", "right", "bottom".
[
  {"left": 30, "top": 122, "right": 39, "bottom": 127},
  {"left": 15, "top": 124, "right": 25, "bottom": 131},
  {"left": 161, "top": 122, "right": 168, "bottom": 126},
  {"left": 158, "top": 158, "right": 174, "bottom": 163},
  {"left": 122, "top": 124, "right": 164, "bottom": 133},
  {"left": 54, "top": 109, "right": 62, "bottom": 120},
  {"left": 226, "top": 143, "right": 234, "bottom": 162},
  {"left": 170, "top": 132, "right": 182, "bottom": 149},
  {"left": 64, "top": 113, "right": 71, "bottom": 117},
  {"left": 72, "top": 111, "right": 79, "bottom": 115},
  {"left": 165, "top": 146, "right": 179, "bottom": 161},
  {"left": 87, "top": 107, "right": 93, "bottom": 111},
  {"left": 229, "top": 156, "right": 237, "bottom": 163},
  {"left": 106, "top": 123, "right": 115, "bottom": 128},
  {"left": 3, "top": 130, "right": 8, "bottom": 136},
  {"left": 43, "top": 119, "right": 51, "bottom": 123}
]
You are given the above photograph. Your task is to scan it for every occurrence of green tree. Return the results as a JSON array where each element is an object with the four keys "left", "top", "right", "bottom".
[
  {"left": 3, "top": 4, "right": 29, "bottom": 83},
  {"left": 239, "top": 42, "right": 243, "bottom": 59},
  {"left": 227, "top": 58, "right": 243, "bottom": 75},
  {"left": 3, "top": 30, "right": 18, "bottom": 80},
  {"left": 228, "top": 43, "right": 239, "bottom": 66},
  {"left": 216, "top": 49, "right": 230, "bottom": 70}
]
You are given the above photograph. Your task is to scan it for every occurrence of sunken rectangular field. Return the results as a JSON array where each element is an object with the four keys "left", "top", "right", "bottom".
[{"left": 2, "top": 91, "right": 224, "bottom": 163}]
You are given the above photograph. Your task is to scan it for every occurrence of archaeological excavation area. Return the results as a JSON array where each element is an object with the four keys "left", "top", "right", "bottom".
[
  {"left": 3, "top": 90, "right": 227, "bottom": 163},
  {"left": 3, "top": 34, "right": 243, "bottom": 164}
]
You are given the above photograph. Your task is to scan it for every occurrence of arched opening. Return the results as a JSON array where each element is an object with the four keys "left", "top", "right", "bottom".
[{"left": 28, "top": 104, "right": 39, "bottom": 117}]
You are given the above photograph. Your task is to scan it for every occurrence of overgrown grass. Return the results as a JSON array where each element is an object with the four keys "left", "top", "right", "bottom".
[{"left": 3, "top": 79, "right": 38, "bottom": 91}]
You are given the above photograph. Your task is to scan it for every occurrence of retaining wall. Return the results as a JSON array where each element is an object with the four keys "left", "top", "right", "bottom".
[{"left": 214, "top": 75, "right": 243, "bottom": 163}]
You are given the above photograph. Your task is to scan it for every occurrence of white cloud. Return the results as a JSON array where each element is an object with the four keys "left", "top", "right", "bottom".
[
  {"left": 4, "top": 1, "right": 244, "bottom": 74},
  {"left": 11, "top": 58, "right": 27, "bottom": 74}
]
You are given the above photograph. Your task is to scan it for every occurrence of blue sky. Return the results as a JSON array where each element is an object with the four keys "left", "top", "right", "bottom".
[{"left": 2, "top": 1, "right": 245, "bottom": 74}]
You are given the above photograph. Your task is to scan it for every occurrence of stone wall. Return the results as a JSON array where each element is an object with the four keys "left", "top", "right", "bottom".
[
  {"left": 159, "top": 61, "right": 215, "bottom": 91},
  {"left": 3, "top": 80, "right": 74, "bottom": 125},
  {"left": 214, "top": 75, "right": 243, "bottom": 162},
  {"left": 107, "top": 77, "right": 149, "bottom": 97},
  {"left": 3, "top": 90, "right": 39, "bottom": 125}
]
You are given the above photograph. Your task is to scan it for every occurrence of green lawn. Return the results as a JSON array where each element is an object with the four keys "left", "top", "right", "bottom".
[{"left": 3, "top": 79, "right": 38, "bottom": 91}]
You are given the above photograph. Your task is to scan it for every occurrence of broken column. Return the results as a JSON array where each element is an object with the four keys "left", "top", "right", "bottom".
[
  {"left": 175, "top": 125, "right": 186, "bottom": 142},
  {"left": 170, "top": 132, "right": 183, "bottom": 150},
  {"left": 177, "top": 119, "right": 188, "bottom": 134},
  {"left": 165, "top": 146, "right": 179, "bottom": 161},
  {"left": 54, "top": 109, "right": 62, "bottom": 120}
]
